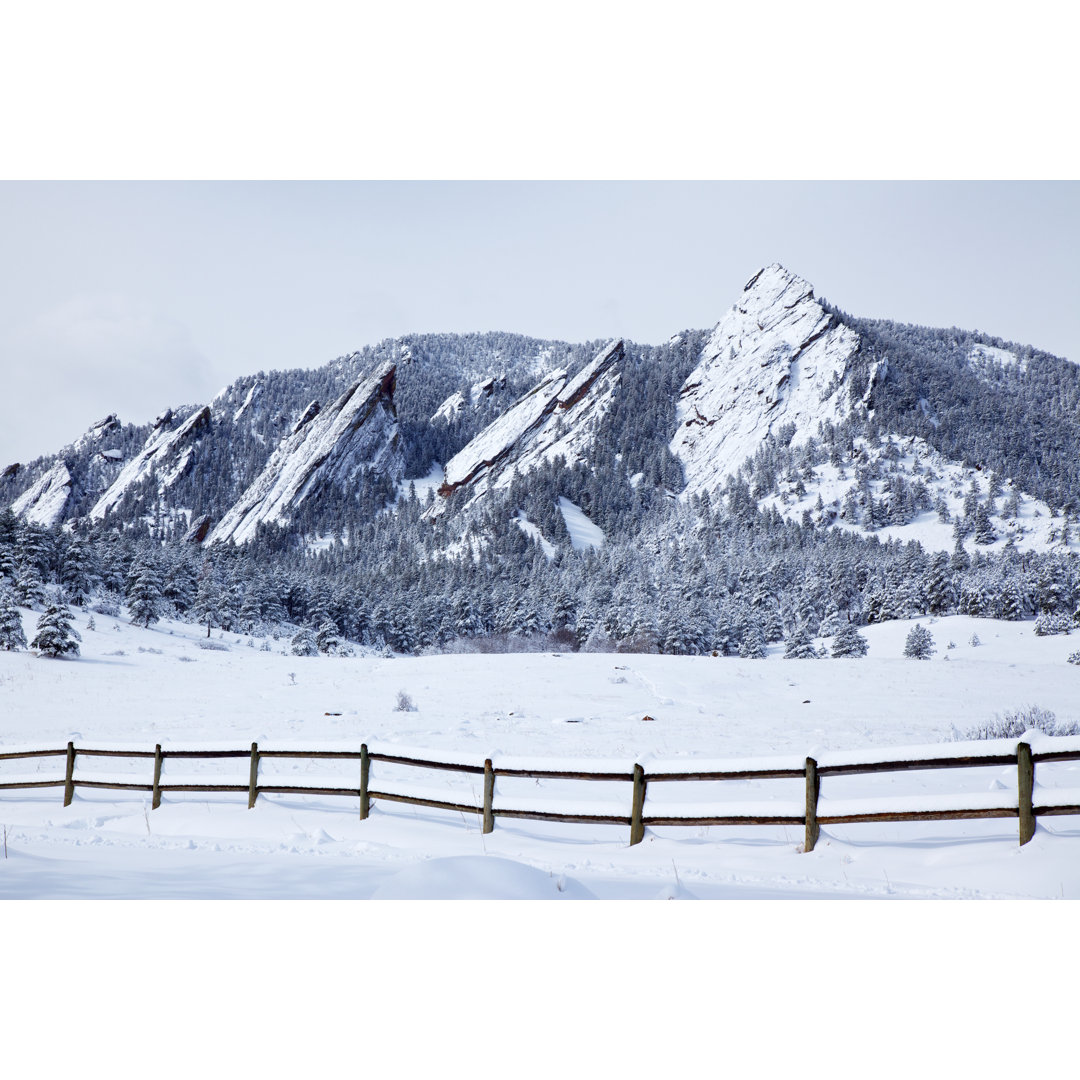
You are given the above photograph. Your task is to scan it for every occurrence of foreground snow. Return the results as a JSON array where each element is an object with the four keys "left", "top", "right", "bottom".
[{"left": 2, "top": 607, "right": 1079, "bottom": 898}]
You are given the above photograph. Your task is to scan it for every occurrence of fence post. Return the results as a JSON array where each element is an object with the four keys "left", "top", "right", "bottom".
[
  {"left": 359, "top": 743, "right": 370, "bottom": 820},
  {"left": 483, "top": 759, "right": 495, "bottom": 834},
  {"left": 63, "top": 741, "right": 76, "bottom": 807},
  {"left": 804, "top": 757, "right": 820, "bottom": 852},
  {"left": 1018, "top": 742, "right": 1035, "bottom": 846},
  {"left": 630, "top": 764, "right": 646, "bottom": 846},
  {"left": 247, "top": 742, "right": 259, "bottom": 809},
  {"left": 152, "top": 744, "right": 163, "bottom": 810}
]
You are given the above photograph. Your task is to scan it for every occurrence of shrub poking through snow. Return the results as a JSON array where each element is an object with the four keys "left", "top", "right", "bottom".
[
  {"left": 1067, "top": 650, "right": 1080, "bottom": 666},
  {"left": 969, "top": 633, "right": 981, "bottom": 647},
  {"left": 395, "top": 690, "right": 416, "bottom": 712},
  {"left": 30, "top": 601, "right": 81, "bottom": 658},
  {"left": 957, "top": 705, "right": 1080, "bottom": 739},
  {"left": 903, "top": 623, "right": 935, "bottom": 659}
]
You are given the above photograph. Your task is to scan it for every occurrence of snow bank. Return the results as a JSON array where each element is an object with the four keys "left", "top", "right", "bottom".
[{"left": 369, "top": 856, "right": 596, "bottom": 899}]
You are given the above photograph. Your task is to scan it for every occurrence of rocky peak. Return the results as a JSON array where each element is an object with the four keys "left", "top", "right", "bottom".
[
  {"left": 207, "top": 361, "right": 400, "bottom": 545},
  {"left": 89, "top": 406, "right": 212, "bottom": 521},
  {"left": 670, "top": 264, "right": 861, "bottom": 496},
  {"left": 436, "top": 339, "right": 623, "bottom": 512},
  {"left": 11, "top": 461, "right": 73, "bottom": 527}
]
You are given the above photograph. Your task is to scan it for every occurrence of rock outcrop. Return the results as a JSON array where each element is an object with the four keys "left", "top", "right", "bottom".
[
  {"left": 11, "top": 461, "right": 73, "bottom": 527},
  {"left": 436, "top": 340, "right": 623, "bottom": 512},
  {"left": 670, "top": 263, "right": 861, "bottom": 496},
  {"left": 207, "top": 361, "right": 400, "bottom": 545},
  {"left": 89, "top": 406, "right": 212, "bottom": 521}
]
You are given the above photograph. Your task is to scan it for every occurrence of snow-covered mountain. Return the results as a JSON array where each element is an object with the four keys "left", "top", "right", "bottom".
[
  {"left": 10, "top": 461, "right": 72, "bottom": 527},
  {"left": 4, "top": 262, "right": 1080, "bottom": 577},
  {"left": 671, "top": 263, "right": 864, "bottom": 496},
  {"left": 435, "top": 339, "right": 623, "bottom": 514},
  {"left": 90, "top": 405, "right": 212, "bottom": 522},
  {"left": 4, "top": 264, "right": 1080, "bottom": 667},
  {"left": 208, "top": 361, "right": 401, "bottom": 545}
]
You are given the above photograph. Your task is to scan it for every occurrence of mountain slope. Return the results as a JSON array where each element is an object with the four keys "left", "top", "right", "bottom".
[
  {"left": 89, "top": 405, "right": 213, "bottom": 522},
  {"left": 208, "top": 361, "right": 401, "bottom": 545},
  {"left": 671, "top": 263, "right": 863, "bottom": 496},
  {"left": 436, "top": 340, "right": 624, "bottom": 514},
  {"left": 11, "top": 461, "right": 72, "bottom": 527}
]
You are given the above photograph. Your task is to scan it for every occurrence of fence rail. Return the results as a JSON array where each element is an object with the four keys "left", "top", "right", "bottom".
[{"left": 2, "top": 740, "right": 1079, "bottom": 850}]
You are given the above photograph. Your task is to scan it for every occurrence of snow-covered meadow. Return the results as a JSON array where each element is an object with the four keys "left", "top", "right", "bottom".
[{"left": 3, "top": 603, "right": 1080, "bottom": 899}]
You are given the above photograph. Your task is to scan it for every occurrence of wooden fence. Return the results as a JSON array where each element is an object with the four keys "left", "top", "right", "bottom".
[{"left": 2, "top": 740, "right": 1079, "bottom": 850}]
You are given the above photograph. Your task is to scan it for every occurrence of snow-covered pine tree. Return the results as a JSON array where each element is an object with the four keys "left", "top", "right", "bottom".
[
  {"left": 831, "top": 622, "right": 869, "bottom": 657},
  {"left": 30, "top": 600, "right": 81, "bottom": 658},
  {"left": 315, "top": 618, "right": 343, "bottom": 655},
  {"left": 737, "top": 623, "right": 767, "bottom": 658},
  {"left": 1000, "top": 578, "right": 1026, "bottom": 621},
  {"left": 761, "top": 604, "right": 785, "bottom": 643},
  {"left": 193, "top": 574, "right": 223, "bottom": 638},
  {"left": 550, "top": 588, "right": 576, "bottom": 630},
  {"left": 58, "top": 537, "right": 97, "bottom": 607},
  {"left": 972, "top": 504, "right": 996, "bottom": 545},
  {"left": 290, "top": 626, "right": 318, "bottom": 656},
  {"left": 126, "top": 558, "right": 165, "bottom": 628},
  {"left": 0, "top": 585, "right": 27, "bottom": 651},
  {"left": 13, "top": 559, "right": 46, "bottom": 609},
  {"left": 903, "top": 623, "right": 935, "bottom": 659},
  {"left": 783, "top": 626, "right": 818, "bottom": 658},
  {"left": 921, "top": 552, "right": 956, "bottom": 615}
]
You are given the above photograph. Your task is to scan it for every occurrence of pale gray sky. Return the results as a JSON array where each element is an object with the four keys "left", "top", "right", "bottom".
[{"left": 1, "top": 181, "right": 1077, "bottom": 466}]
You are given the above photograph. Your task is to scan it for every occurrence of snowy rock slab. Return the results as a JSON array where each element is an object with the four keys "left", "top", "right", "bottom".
[
  {"left": 90, "top": 405, "right": 212, "bottom": 521},
  {"left": 436, "top": 339, "right": 623, "bottom": 514},
  {"left": 11, "top": 461, "right": 73, "bottom": 527},
  {"left": 208, "top": 361, "right": 401, "bottom": 545},
  {"left": 671, "top": 263, "right": 861, "bottom": 496}
]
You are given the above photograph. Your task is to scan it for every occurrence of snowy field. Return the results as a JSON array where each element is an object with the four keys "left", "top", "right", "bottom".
[{"left": 2, "top": 605, "right": 1080, "bottom": 899}]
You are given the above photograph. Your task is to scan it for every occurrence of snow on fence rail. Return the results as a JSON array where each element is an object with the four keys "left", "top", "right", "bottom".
[{"left": 2, "top": 739, "right": 1080, "bottom": 850}]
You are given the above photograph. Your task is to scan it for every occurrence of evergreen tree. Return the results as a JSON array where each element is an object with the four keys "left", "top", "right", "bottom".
[
  {"left": 290, "top": 627, "right": 318, "bottom": 656},
  {"left": 972, "top": 504, "right": 996, "bottom": 545},
  {"left": 761, "top": 604, "right": 785, "bottom": 643},
  {"left": 0, "top": 586, "right": 27, "bottom": 651},
  {"left": 831, "top": 622, "right": 869, "bottom": 657},
  {"left": 903, "top": 623, "right": 935, "bottom": 659},
  {"left": 30, "top": 600, "right": 81, "bottom": 658},
  {"left": 550, "top": 588, "right": 577, "bottom": 630},
  {"left": 126, "top": 559, "right": 165, "bottom": 628},
  {"left": 163, "top": 556, "right": 198, "bottom": 614},
  {"left": 737, "top": 623, "right": 767, "bottom": 658},
  {"left": 921, "top": 552, "right": 956, "bottom": 615},
  {"left": 315, "top": 618, "right": 343, "bottom": 655},
  {"left": 13, "top": 558, "right": 46, "bottom": 609},
  {"left": 193, "top": 574, "right": 223, "bottom": 638},
  {"left": 59, "top": 537, "right": 97, "bottom": 607},
  {"left": 1000, "top": 579, "right": 1026, "bottom": 621},
  {"left": 949, "top": 538, "right": 970, "bottom": 572},
  {"left": 783, "top": 627, "right": 818, "bottom": 658}
]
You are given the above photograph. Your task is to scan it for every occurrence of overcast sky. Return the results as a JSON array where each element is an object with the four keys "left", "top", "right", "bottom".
[{"left": 1, "top": 180, "right": 1077, "bottom": 466}]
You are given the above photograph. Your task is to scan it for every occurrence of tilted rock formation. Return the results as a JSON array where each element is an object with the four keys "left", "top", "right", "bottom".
[
  {"left": 90, "top": 406, "right": 213, "bottom": 521},
  {"left": 671, "top": 263, "right": 861, "bottom": 496},
  {"left": 436, "top": 339, "right": 623, "bottom": 513},
  {"left": 11, "top": 461, "right": 73, "bottom": 527},
  {"left": 208, "top": 361, "right": 400, "bottom": 545}
]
